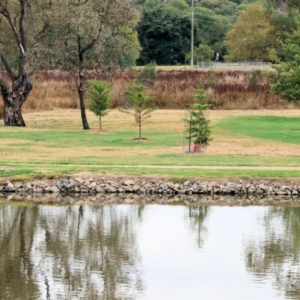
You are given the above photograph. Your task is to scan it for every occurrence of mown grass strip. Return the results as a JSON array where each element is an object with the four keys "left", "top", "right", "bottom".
[
  {"left": 2, "top": 154, "right": 300, "bottom": 167},
  {"left": 1, "top": 164, "right": 300, "bottom": 180},
  {"left": 218, "top": 116, "right": 300, "bottom": 144}
]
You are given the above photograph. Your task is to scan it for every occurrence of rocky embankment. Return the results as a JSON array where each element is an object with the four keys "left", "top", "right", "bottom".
[{"left": 0, "top": 176, "right": 300, "bottom": 205}]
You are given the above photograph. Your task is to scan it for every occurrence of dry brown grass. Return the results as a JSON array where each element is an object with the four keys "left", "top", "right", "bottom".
[
  {"left": 19, "top": 109, "right": 300, "bottom": 159},
  {"left": 20, "top": 69, "right": 299, "bottom": 112}
]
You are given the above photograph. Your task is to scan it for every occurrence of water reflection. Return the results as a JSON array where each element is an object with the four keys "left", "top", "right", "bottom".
[
  {"left": 245, "top": 207, "right": 300, "bottom": 299},
  {"left": 0, "top": 205, "right": 143, "bottom": 299},
  {"left": 1, "top": 202, "right": 300, "bottom": 299},
  {"left": 185, "top": 206, "right": 209, "bottom": 249}
]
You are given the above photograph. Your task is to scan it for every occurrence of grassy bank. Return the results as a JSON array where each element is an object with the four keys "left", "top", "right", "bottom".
[{"left": 0, "top": 109, "right": 299, "bottom": 180}]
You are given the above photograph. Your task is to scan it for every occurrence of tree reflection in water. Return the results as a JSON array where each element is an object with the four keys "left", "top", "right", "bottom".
[
  {"left": 245, "top": 207, "right": 300, "bottom": 299},
  {"left": 0, "top": 204, "right": 144, "bottom": 299},
  {"left": 185, "top": 206, "right": 210, "bottom": 249}
]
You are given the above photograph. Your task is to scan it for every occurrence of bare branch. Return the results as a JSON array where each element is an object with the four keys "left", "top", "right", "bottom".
[
  {"left": 0, "top": 49, "right": 15, "bottom": 80},
  {"left": 0, "top": 5, "right": 25, "bottom": 55}
]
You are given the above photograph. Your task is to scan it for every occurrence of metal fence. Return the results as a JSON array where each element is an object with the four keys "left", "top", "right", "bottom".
[{"left": 197, "top": 61, "right": 273, "bottom": 71}]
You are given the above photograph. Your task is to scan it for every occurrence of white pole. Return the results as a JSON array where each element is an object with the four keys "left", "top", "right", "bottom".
[{"left": 191, "top": 0, "right": 194, "bottom": 68}]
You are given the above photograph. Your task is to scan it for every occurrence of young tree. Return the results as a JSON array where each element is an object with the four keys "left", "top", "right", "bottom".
[
  {"left": 87, "top": 81, "right": 111, "bottom": 132},
  {"left": 48, "top": 0, "right": 139, "bottom": 130},
  {"left": 120, "top": 84, "right": 155, "bottom": 140},
  {"left": 185, "top": 89, "right": 212, "bottom": 152},
  {"left": 0, "top": 1, "right": 50, "bottom": 126}
]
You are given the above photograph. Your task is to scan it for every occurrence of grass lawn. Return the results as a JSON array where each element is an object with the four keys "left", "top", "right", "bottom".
[
  {"left": 0, "top": 109, "right": 299, "bottom": 180},
  {"left": 217, "top": 116, "right": 300, "bottom": 144}
]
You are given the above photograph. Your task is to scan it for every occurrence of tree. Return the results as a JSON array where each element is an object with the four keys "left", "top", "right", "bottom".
[
  {"left": 185, "top": 89, "right": 212, "bottom": 152},
  {"left": 48, "top": 0, "right": 138, "bottom": 130},
  {"left": 87, "top": 81, "right": 111, "bottom": 131},
  {"left": 223, "top": 2, "right": 277, "bottom": 62},
  {"left": 267, "top": 0, "right": 300, "bottom": 12},
  {"left": 0, "top": 1, "right": 50, "bottom": 126},
  {"left": 120, "top": 84, "right": 155, "bottom": 140},
  {"left": 137, "top": 4, "right": 195, "bottom": 65},
  {"left": 269, "top": 20, "right": 300, "bottom": 102},
  {"left": 194, "top": 6, "right": 231, "bottom": 58},
  {"left": 186, "top": 44, "right": 215, "bottom": 65}
]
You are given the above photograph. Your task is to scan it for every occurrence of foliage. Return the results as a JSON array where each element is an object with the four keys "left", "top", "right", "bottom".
[
  {"left": 186, "top": 44, "right": 214, "bottom": 65},
  {"left": 249, "top": 70, "right": 261, "bottom": 86},
  {"left": 87, "top": 81, "right": 111, "bottom": 131},
  {"left": 137, "top": 4, "right": 195, "bottom": 65},
  {"left": 269, "top": 20, "right": 300, "bottom": 102},
  {"left": 137, "top": 63, "right": 157, "bottom": 86},
  {"left": 223, "top": 2, "right": 277, "bottom": 62},
  {"left": 185, "top": 89, "right": 212, "bottom": 148},
  {"left": 194, "top": 6, "right": 232, "bottom": 57},
  {"left": 46, "top": 0, "right": 139, "bottom": 130},
  {"left": 120, "top": 84, "right": 156, "bottom": 140}
]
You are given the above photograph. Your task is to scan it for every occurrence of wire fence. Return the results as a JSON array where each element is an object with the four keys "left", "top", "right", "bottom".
[{"left": 197, "top": 61, "right": 273, "bottom": 71}]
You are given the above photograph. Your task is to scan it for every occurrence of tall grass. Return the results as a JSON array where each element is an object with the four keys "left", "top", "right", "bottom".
[{"left": 17, "top": 69, "right": 298, "bottom": 112}]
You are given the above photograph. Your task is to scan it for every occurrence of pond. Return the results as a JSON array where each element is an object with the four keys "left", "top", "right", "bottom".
[{"left": 0, "top": 201, "right": 299, "bottom": 299}]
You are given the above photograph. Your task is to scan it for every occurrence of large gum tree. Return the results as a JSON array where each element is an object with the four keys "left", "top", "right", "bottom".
[{"left": 0, "top": 0, "right": 50, "bottom": 126}]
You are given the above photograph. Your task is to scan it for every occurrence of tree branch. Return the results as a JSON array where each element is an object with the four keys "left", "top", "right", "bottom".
[
  {"left": 0, "top": 49, "right": 15, "bottom": 80},
  {"left": 0, "top": 6, "right": 24, "bottom": 55},
  {"left": 19, "top": 0, "right": 27, "bottom": 52},
  {"left": 283, "top": 0, "right": 297, "bottom": 10}
]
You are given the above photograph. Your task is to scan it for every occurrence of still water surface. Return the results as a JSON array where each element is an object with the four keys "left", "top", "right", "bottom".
[{"left": 0, "top": 203, "right": 300, "bottom": 300}]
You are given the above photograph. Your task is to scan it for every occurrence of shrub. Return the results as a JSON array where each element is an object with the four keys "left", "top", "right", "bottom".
[{"left": 137, "top": 63, "right": 157, "bottom": 86}]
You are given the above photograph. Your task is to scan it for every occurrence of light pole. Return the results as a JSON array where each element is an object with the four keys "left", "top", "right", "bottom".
[{"left": 191, "top": 0, "right": 194, "bottom": 68}]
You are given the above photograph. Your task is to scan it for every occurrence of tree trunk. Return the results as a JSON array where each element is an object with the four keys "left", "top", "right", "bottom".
[
  {"left": 78, "top": 88, "right": 90, "bottom": 130},
  {"left": 99, "top": 115, "right": 102, "bottom": 131},
  {"left": 76, "top": 68, "right": 89, "bottom": 130},
  {"left": 0, "top": 75, "right": 32, "bottom": 127},
  {"left": 4, "top": 104, "right": 26, "bottom": 127}
]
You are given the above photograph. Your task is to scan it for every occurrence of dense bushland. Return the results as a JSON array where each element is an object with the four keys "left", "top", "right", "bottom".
[{"left": 18, "top": 69, "right": 298, "bottom": 112}]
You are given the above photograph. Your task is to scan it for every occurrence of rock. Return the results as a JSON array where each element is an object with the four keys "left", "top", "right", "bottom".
[
  {"left": 123, "top": 180, "right": 135, "bottom": 186},
  {"left": 51, "top": 186, "right": 60, "bottom": 193}
]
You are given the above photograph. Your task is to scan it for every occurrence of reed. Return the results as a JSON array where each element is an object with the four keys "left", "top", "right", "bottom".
[{"left": 18, "top": 69, "right": 297, "bottom": 112}]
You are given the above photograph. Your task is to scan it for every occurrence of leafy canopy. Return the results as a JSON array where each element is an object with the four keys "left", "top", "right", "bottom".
[
  {"left": 269, "top": 19, "right": 300, "bottom": 102},
  {"left": 223, "top": 2, "right": 277, "bottom": 62}
]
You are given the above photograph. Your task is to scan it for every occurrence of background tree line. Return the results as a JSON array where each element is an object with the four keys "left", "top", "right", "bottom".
[{"left": 136, "top": 0, "right": 300, "bottom": 64}]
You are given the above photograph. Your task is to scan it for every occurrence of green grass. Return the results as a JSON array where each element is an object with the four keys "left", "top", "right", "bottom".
[
  {"left": 217, "top": 116, "right": 300, "bottom": 144},
  {"left": 8, "top": 154, "right": 298, "bottom": 167},
  {"left": 1, "top": 112, "right": 300, "bottom": 179},
  {"left": 0, "top": 129, "right": 181, "bottom": 148},
  {"left": 1, "top": 164, "right": 300, "bottom": 180}
]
